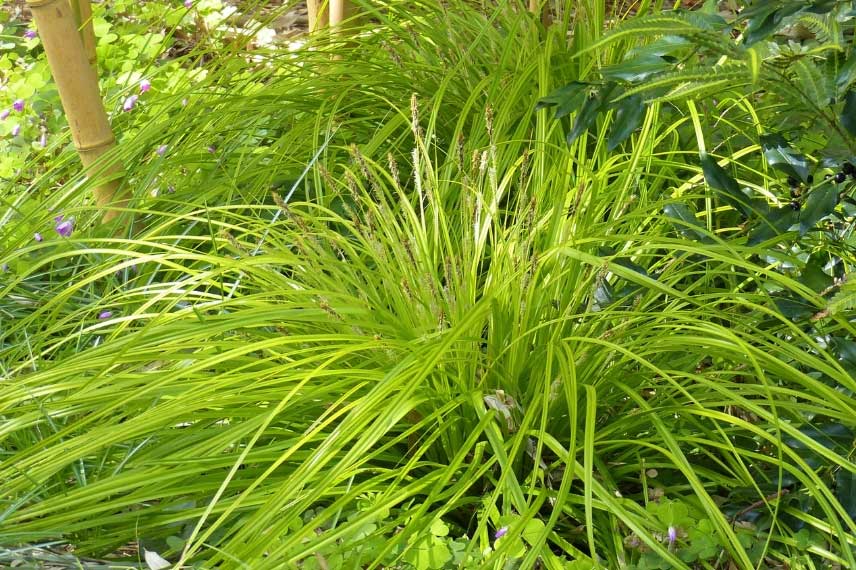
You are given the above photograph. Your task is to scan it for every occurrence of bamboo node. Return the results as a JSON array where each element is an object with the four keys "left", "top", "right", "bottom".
[
  {"left": 25, "top": 0, "right": 64, "bottom": 9},
  {"left": 77, "top": 137, "right": 117, "bottom": 153}
]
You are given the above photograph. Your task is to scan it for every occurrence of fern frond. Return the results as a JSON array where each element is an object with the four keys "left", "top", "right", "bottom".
[
  {"left": 572, "top": 15, "right": 717, "bottom": 60},
  {"left": 794, "top": 13, "right": 841, "bottom": 48},
  {"left": 759, "top": 70, "right": 826, "bottom": 115},
  {"left": 827, "top": 275, "right": 856, "bottom": 316},
  {"left": 615, "top": 65, "right": 752, "bottom": 101},
  {"left": 653, "top": 78, "right": 752, "bottom": 104},
  {"left": 790, "top": 58, "right": 834, "bottom": 107}
]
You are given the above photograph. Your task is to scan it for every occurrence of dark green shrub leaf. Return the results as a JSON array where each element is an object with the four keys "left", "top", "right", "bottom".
[
  {"left": 748, "top": 205, "right": 798, "bottom": 245},
  {"left": 832, "top": 337, "right": 856, "bottom": 364},
  {"left": 761, "top": 133, "right": 810, "bottom": 182},
  {"left": 784, "top": 423, "right": 854, "bottom": 467},
  {"left": 700, "top": 153, "right": 750, "bottom": 216},
  {"left": 597, "top": 247, "right": 649, "bottom": 278},
  {"left": 663, "top": 203, "right": 712, "bottom": 242},
  {"left": 607, "top": 94, "right": 645, "bottom": 150},
  {"left": 772, "top": 294, "right": 816, "bottom": 321},
  {"left": 806, "top": 0, "right": 839, "bottom": 13},
  {"left": 835, "top": 470, "right": 856, "bottom": 522},
  {"left": 567, "top": 82, "right": 618, "bottom": 145},
  {"left": 842, "top": 89, "right": 856, "bottom": 137},
  {"left": 800, "top": 182, "right": 839, "bottom": 234},
  {"left": 741, "top": 2, "right": 804, "bottom": 46},
  {"left": 835, "top": 52, "right": 856, "bottom": 92},
  {"left": 799, "top": 254, "right": 835, "bottom": 292},
  {"left": 835, "top": 51, "right": 856, "bottom": 92},
  {"left": 536, "top": 82, "right": 589, "bottom": 119},
  {"left": 600, "top": 36, "right": 690, "bottom": 83}
]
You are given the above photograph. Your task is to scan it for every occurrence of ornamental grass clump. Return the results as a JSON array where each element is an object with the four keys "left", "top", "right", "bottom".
[{"left": 0, "top": 1, "right": 854, "bottom": 569}]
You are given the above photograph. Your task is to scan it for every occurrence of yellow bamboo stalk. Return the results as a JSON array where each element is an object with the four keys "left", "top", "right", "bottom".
[
  {"left": 329, "top": 0, "right": 347, "bottom": 28},
  {"left": 307, "top": 0, "right": 328, "bottom": 32},
  {"left": 71, "top": 0, "right": 98, "bottom": 70},
  {"left": 28, "top": 0, "right": 127, "bottom": 223}
]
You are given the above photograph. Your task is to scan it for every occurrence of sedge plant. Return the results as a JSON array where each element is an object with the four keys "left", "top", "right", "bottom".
[{"left": 1, "top": 1, "right": 855, "bottom": 569}]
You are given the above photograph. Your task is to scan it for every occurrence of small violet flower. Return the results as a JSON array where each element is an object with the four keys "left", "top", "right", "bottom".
[
  {"left": 181, "top": 97, "right": 189, "bottom": 107},
  {"left": 494, "top": 527, "right": 508, "bottom": 540},
  {"left": 0, "top": 109, "right": 9, "bottom": 120},
  {"left": 39, "top": 131, "right": 47, "bottom": 147},
  {"left": 11, "top": 124, "right": 20, "bottom": 137},
  {"left": 184, "top": 0, "right": 193, "bottom": 8},
  {"left": 667, "top": 526, "right": 677, "bottom": 545},
  {"left": 156, "top": 144, "right": 168, "bottom": 157},
  {"left": 12, "top": 99, "right": 24, "bottom": 112},
  {"left": 207, "top": 145, "right": 216, "bottom": 154},
  {"left": 98, "top": 310, "right": 113, "bottom": 320},
  {"left": 1, "top": 263, "right": 8, "bottom": 272},
  {"left": 34, "top": 232, "right": 43, "bottom": 242},
  {"left": 55, "top": 216, "right": 73, "bottom": 238},
  {"left": 24, "top": 30, "right": 37, "bottom": 39},
  {"left": 123, "top": 94, "right": 139, "bottom": 112},
  {"left": 140, "top": 79, "right": 151, "bottom": 93}
]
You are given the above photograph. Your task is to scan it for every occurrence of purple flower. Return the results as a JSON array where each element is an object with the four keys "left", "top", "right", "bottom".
[
  {"left": 39, "top": 131, "right": 47, "bottom": 147},
  {"left": 123, "top": 94, "right": 139, "bottom": 112},
  {"left": 140, "top": 79, "right": 151, "bottom": 93},
  {"left": 667, "top": 526, "right": 677, "bottom": 545},
  {"left": 11, "top": 124, "right": 20, "bottom": 137},
  {"left": 0, "top": 109, "right": 9, "bottom": 120},
  {"left": 494, "top": 526, "right": 508, "bottom": 539},
  {"left": 55, "top": 219, "right": 73, "bottom": 238},
  {"left": 1, "top": 263, "right": 8, "bottom": 272},
  {"left": 12, "top": 99, "right": 24, "bottom": 112},
  {"left": 156, "top": 144, "right": 168, "bottom": 156},
  {"left": 24, "top": 30, "right": 37, "bottom": 39},
  {"left": 34, "top": 232, "right": 43, "bottom": 242},
  {"left": 98, "top": 310, "right": 113, "bottom": 320},
  {"left": 207, "top": 145, "right": 216, "bottom": 154},
  {"left": 184, "top": 0, "right": 193, "bottom": 8}
]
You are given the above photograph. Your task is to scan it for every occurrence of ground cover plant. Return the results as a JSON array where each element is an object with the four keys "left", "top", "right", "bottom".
[{"left": 1, "top": 0, "right": 855, "bottom": 568}]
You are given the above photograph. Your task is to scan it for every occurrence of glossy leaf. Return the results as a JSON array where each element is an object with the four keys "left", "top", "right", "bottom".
[
  {"left": 836, "top": 470, "right": 856, "bottom": 523},
  {"left": 567, "top": 82, "right": 618, "bottom": 145},
  {"left": 700, "top": 153, "right": 750, "bottom": 216},
  {"left": 600, "top": 36, "right": 690, "bottom": 83},
  {"left": 536, "top": 82, "right": 589, "bottom": 120},
  {"left": 607, "top": 93, "right": 645, "bottom": 150},
  {"left": 835, "top": 51, "right": 856, "bottom": 92},
  {"left": 773, "top": 294, "right": 816, "bottom": 322},
  {"left": 663, "top": 203, "right": 712, "bottom": 242},
  {"left": 799, "top": 254, "right": 835, "bottom": 292},
  {"left": 741, "top": 2, "right": 804, "bottom": 45},
  {"left": 842, "top": 89, "right": 856, "bottom": 137},
  {"left": 761, "top": 133, "right": 810, "bottom": 182},
  {"left": 800, "top": 182, "right": 839, "bottom": 234},
  {"left": 748, "top": 205, "right": 798, "bottom": 245}
]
